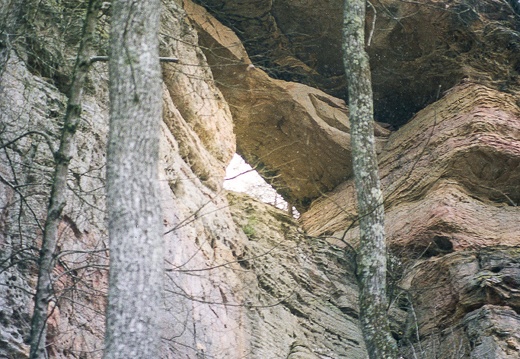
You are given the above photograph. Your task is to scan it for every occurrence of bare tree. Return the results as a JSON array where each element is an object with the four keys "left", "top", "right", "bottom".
[
  {"left": 342, "top": 0, "right": 398, "bottom": 358},
  {"left": 28, "top": 1, "right": 102, "bottom": 358},
  {"left": 102, "top": 0, "right": 164, "bottom": 358}
]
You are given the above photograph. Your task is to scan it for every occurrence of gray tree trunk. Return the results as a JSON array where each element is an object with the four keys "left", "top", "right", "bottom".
[
  {"left": 28, "top": 1, "right": 102, "bottom": 358},
  {"left": 342, "top": 1, "right": 398, "bottom": 358},
  {"left": 102, "top": 0, "right": 164, "bottom": 358}
]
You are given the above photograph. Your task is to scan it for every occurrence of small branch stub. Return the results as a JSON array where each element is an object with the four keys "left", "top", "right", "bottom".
[{"left": 89, "top": 56, "right": 179, "bottom": 63}]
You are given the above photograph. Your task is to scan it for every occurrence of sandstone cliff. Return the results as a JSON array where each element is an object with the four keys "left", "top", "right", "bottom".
[{"left": 0, "top": 0, "right": 519, "bottom": 358}]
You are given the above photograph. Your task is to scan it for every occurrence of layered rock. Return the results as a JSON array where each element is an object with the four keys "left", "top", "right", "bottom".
[
  {"left": 0, "top": 0, "right": 365, "bottom": 358},
  {"left": 196, "top": 0, "right": 520, "bottom": 126},
  {"left": 227, "top": 192, "right": 365, "bottom": 358},
  {"left": 185, "top": 0, "right": 390, "bottom": 210},
  {"left": 300, "top": 83, "right": 520, "bottom": 357},
  {"left": 188, "top": 1, "right": 520, "bottom": 356},
  {"left": 1, "top": 0, "right": 519, "bottom": 358},
  {"left": 302, "top": 83, "right": 520, "bottom": 244},
  {"left": 399, "top": 248, "right": 520, "bottom": 358}
]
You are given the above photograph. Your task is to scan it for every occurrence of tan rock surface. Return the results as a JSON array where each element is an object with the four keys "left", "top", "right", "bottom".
[
  {"left": 185, "top": 0, "right": 389, "bottom": 210},
  {"left": 160, "top": 0, "right": 236, "bottom": 190},
  {"left": 1, "top": 0, "right": 520, "bottom": 358},
  {"left": 398, "top": 248, "right": 520, "bottom": 358},
  {"left": 300, "top": 82, "right": 520, "bottom": 357},
  {"left": 301, "top": 82, "right": 520, "bottom": 358},
  {"left": 0, "top": 1, "right": 366, "bottom": 358},
  {"left": 302, "top": 83, "right": 520, "bottom": 250},
  {"left": 197, "top": 0, "right": 520, "bottom": 127},
  {"left": 227, "top": 192, "right": 365, "bottom": 358}
]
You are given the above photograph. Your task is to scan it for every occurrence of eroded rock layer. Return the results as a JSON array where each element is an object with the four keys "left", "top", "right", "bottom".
[
  {"left": 0, "top": 0, "right": 519, "bottom": 358},
  {"left": 301, "top": 82, "right": 520, "bottom": 356},
  {"left": 0, "top": 0, "right": 365, "bottom": 358},
  {"left": 302, "top": 83, "right": 520, "bottom": 247},
  {"left": 195, "top": 0, "right": 520, "bottom": 126},
  {"left": 185, "top": 0, "right": 390, "bottom": 210}
]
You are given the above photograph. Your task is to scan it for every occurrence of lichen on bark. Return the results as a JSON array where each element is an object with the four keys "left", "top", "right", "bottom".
[
  {"left": 103, "top": 0, "right": 164, "bottom": 358},
  {"left": 342, "top": 0, "right": 397, "bottom": 358}
]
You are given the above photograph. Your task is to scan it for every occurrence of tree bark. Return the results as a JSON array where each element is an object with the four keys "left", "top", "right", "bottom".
[
  {"left": 102, "top": 0, "right": 164, "bottom": 358},
  {"left": 28, "top": 1, "right": 102, "bottom": 358},
  {"left": 342, "top": 1, "right": 398, "bottom": 358}
]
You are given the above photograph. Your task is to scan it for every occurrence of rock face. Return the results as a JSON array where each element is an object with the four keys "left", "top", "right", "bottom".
[
  {"left": 185, "top": 0, "right": 390, "bottom": 210},
  {"left": 0, "top": 0, "right": 519, "bottom": 358},
  {"left": 185, "top": 0, "right": 347, "bottom": 206},
  {"left": 194, "top": 0, "right": 520, "bottom": 127},
  {"left": 401, "top": 248, "right": 520, "bottom": 358},
  {"left": 227, "top": 192, "right": 365, "bottom": 358},
  {"left": 300, "top": 82, "right": 520, "bottom": 357},
  {"left": 302, "top": 83, "right": 520, "bottom": 243}
]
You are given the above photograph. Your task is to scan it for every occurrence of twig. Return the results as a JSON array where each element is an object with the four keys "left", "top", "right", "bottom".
[{"left": 89, "top": 55, "right": 179, "bottom": 63}]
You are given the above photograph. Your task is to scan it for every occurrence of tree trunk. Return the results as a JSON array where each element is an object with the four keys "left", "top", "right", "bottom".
[
  {"left": 28, "top": 1, "right": 102, "bottom": 358},
  {"left": 102, "top": 0, "right": 164, "bottom": 358},
  {"left": 342, "top": 1, "right": 398, "bottom": 358}
]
